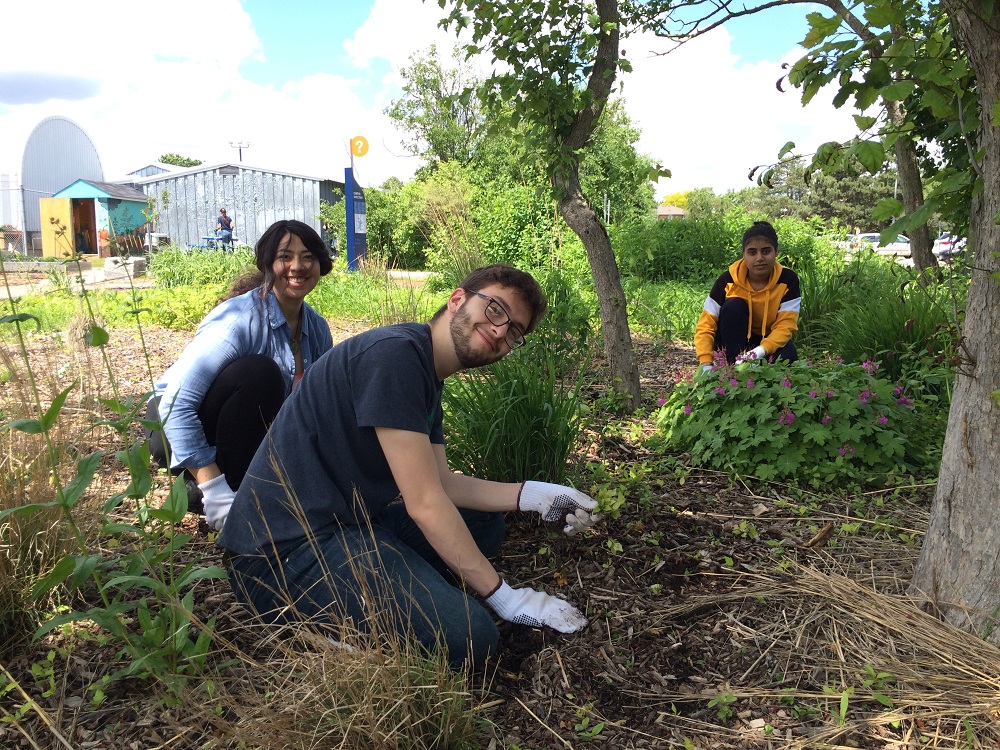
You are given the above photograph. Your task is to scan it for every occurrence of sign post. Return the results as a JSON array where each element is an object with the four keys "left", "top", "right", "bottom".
[{"left": 345, "top": 136, "right": 369, "bottom": 272}]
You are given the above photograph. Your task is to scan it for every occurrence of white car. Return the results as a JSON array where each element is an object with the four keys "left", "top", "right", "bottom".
[
  {"left": 851, "top": 232, "right": 911, "bottom": 257},
  {"left": 932, "top": 232, "right": 966, "bottom": 258}
]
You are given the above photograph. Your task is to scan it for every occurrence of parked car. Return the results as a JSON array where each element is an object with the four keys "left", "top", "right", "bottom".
[
  {"left": 850, "top": 232, "right": 911, "bottom": 257},
  {"left": 932, "top": 232, "right": 966, "bottom": 258}
]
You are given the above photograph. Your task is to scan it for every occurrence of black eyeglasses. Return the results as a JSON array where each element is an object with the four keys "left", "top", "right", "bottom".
[{"left": 463, "top": 289, "right": 527, "bottom": 349}]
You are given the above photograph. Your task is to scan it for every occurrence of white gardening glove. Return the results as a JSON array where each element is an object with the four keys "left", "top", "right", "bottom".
[
  {"left": 485, "top": 580, "right": 588, "bottom": 632},
  {"left": 700, "top": 364, "right": 713, "bottom": 374},
  {"left": 198, "top": 474, "right": 236, "bottom": 531},
  {"left": 735, "top": 345, "right": 768, "bottom": 365},
  {"left": 518, "top": 480, "right": 601, "bottom": 536}
]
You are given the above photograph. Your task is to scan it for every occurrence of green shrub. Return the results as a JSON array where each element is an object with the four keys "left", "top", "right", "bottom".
[
  {"left": 149, "top": 247, "right": 254, "bottom": 288},
  {"left": 626, "top": 279, "right": 705, "bottom": 342},
  {"left": 613, "top": 217, "right": 732, "bottom": 283},
  {"left": 655, "top": 358, "right": 939, "bottom": 486}
]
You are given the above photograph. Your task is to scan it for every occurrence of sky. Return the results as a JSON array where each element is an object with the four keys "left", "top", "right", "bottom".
[{"left": 0, "top": 0, "right": 859, "bottom": 201}]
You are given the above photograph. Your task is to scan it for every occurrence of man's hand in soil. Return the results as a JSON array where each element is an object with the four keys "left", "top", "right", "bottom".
[
  {"left": 518, "top": 480, "right": 601, "bottom": 537},
  {"left": 485, "top": 579, "right": 588, "bottom": 632}
]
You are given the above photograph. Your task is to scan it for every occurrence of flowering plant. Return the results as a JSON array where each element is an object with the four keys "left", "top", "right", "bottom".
[{"left": 655, "top": 355, "right": 931, "bottom": 486}]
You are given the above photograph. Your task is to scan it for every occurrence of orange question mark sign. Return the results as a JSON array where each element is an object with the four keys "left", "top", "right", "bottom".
[{"left": 351, "top": 136, "right": 369, "bottom": 157}]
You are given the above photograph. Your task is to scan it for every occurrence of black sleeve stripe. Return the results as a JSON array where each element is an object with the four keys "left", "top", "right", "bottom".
[
  {"left": 778, "top": 268, "right": 800, "bottom": 302},
  {"left": 709, "top": 271, "right": 733, "bottom": 306}
]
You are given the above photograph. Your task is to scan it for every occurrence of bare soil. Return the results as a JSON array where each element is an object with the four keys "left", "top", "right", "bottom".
[{"left": 2, "top": 325, "right": 990, "bottom": 749}]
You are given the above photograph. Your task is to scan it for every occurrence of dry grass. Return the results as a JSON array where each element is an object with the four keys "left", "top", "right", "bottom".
[{"left": 625, "top": 561, "right": 1000, "bottom": 749}]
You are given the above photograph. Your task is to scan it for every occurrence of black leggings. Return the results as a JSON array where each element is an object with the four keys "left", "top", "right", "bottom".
[
  {"left": 714, "top": 298, "right": 798, "bottom": 365},
  {"left": 145, "top": 355, "right": 285, "bottom": 491}
]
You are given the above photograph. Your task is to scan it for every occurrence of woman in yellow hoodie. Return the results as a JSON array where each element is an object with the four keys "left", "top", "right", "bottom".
[{"left": 694, "top": 220, "right": 800, "bottom": 369}]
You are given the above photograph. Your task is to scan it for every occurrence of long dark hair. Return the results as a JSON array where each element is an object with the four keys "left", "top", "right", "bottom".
[
  {"left": 218, "top": 220, "right": 334, "bottom": 303},
  {"left": 256, "top": 220, "right": 333, "bottom": 297}
]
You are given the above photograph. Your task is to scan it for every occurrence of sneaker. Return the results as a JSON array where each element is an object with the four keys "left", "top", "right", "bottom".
[{"left": 184, "top": 476, "right": 205, "bottom": 516}]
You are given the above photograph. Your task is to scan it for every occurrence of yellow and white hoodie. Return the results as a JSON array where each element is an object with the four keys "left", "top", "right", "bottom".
[{"left": 693, "top": 258, "right": 801, "bottom": 365}]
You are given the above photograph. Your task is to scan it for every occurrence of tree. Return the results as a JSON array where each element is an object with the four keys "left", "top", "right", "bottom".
[
  {"left": 648, "top": 0, "right": 947, "bottom": 276},
  {"left": 804, "top": 164, "right": 898, "bottom": 230},
  {"left": 441, "top": 0, "right": 662, "bottom": 408},
  {"left": 579, "top": 99, "right": 658, "bottom": 225},
  {"left": 736, "top": 156, "right": 899, "bottom": 229},
  {"left": 908, "top": 2, "right": 1000, "bottom": 645},
  {"left": 159, "top": 153, "right": 202, "bottom": 167},
  {"left": 385, "top": 44, "right": 486, "bottom": 170}
]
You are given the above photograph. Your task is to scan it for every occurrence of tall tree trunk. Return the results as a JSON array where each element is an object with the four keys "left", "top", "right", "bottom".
[
  {"left": 552, "top": 0, "right": 640, "bottom": 409},
  {"left": 887, "top": 100, "right": 937, "bottom": 277},
  {"left": 908, "top": 2, "right": 1000, "bottom": 644},
  {"left": 554, "top": 170, "right": 640, "bottom": 407}
]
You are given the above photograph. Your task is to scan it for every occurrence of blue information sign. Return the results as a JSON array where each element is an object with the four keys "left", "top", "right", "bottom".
[{"left": 344, "top": 167, "right": 367, "bottom": 271}]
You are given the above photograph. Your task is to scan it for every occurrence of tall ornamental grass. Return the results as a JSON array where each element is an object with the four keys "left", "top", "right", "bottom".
[
  {"left": 612, "top": 214, "right": 840, "bottom": 285},
  {"left": 443, "top": 270, "right": 592, "bottom": 484},
  {"left": 797, "top": 252, "right": 964, "bottom": 391}
]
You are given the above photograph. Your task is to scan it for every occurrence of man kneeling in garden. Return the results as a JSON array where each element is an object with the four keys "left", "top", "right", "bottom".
[{"left": 217, "top": 264, "right": 600, "bottom": 670}]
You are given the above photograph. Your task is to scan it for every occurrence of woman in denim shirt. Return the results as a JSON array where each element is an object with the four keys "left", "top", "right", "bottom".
[{"left": 146, "top": 220, "right": 334, "bottom": 530}]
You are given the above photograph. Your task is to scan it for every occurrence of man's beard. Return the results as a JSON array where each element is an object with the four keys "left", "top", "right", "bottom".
[{"left": 449, "top": 304, "right": 500, "bottom": 369}]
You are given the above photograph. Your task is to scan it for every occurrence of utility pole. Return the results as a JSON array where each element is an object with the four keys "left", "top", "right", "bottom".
[{"left": 229, "top": 141, "right": 250, "bottom": 162}]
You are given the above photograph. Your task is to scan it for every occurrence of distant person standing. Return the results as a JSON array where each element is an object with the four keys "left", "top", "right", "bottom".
[{"left": 216, "top": 208, "right": 235, "bottom": 249}]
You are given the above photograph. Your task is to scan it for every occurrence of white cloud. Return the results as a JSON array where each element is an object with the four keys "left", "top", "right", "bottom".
[
  {"left": 624, "top": 29, "right": 860, "bottom": 197},
  {"left": 0, "top": 1, "right": 860, "bottom": 203}
]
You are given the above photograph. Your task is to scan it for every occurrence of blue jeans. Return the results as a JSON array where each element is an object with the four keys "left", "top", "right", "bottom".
[{"left": 226, "top": 504, "right": 505, "bottom": 671}]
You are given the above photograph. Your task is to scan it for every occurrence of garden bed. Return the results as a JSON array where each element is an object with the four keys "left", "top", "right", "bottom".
[{"left": 0, "top": 328, "right": 991, "bottom": 750}]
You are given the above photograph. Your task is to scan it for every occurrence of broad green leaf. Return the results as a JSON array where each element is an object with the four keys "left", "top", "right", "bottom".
[
  {"left": 0, "top": 312, "right": 40, "bottom": 327},
  {"left": 61, "top": 450, "right": 103, "bottom": 509},
  {"left": 778, "top": 141, "right": 796, "bottom": 159},
  {"left": 853, "top": 115, "right": 877, "bottom": 130},
  {"left": 920, "top": 87, "right": 955, "bottom": 119},
  {"left": 873, "top": 198, "right": 904, "bottom": 222},
  {"left": 2, "top": 418, "right": 44, "bottom": 434},
  {"left": 31, "top": 555, "right": 77, "bottom": 599},
  {"left": 85, "top": 325, "right": 109, "bottom": 347},
  {"left": 70, "top": 554, "right": 103, "bottom": 589},
  {"left": 802, "top": 12, "right": 842, "bottom": 47},
  {"left": 881, "top": 80, "right": 915, "bottom": 102},
  {"left": 40, "top": 383, "right": 76, "bottom": 432},
  {"left": 855, "top": 84, "right": 880, "bottom": 111},
  {"left": 103, "top": 574, "right": 170, "bottom": 597},
  {"left": 865, "top": 2, "right": 904, "bottom": 28},
  {"left": 850, "top": 140, "right": 885, "bottom": 174},
  {"left": 993, "top": 100, "right": 1000, "bottom": 127},
  {"left": 176, "top": 565, "right": 228, "bottom": 588}
]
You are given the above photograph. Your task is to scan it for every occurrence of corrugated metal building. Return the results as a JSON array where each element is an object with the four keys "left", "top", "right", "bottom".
[
  {"left": 21, "top": 116, "right": 104, "bottom": 246},
  {"left": 133, "top": 163, "right": 344, "bottom": 248}
]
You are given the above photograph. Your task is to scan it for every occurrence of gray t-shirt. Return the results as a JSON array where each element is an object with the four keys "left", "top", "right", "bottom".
[{"left": 218, "top": 323, "right": 444, "bottom": 555}]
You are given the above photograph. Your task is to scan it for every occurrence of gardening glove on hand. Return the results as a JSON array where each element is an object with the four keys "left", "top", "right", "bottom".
[
  {"left": 198, "top": 474, "right": 236, "bottom": 531},
  {"left": 700, "top": 364, "right": 713, "bottom": 374},
  {"left": 519, "top": 481, "right": 601, "bottom": 536},
  {"left": 735, "top": 346, "right": 768, "bottom": 365},
  {"left": 485, "top": 579, "right": 588, "bottom": 633}
]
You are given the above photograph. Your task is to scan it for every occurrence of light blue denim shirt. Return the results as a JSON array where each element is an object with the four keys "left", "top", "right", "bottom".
[{"left": 153, "top": 289, "right": 333, "bottom": 470}]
